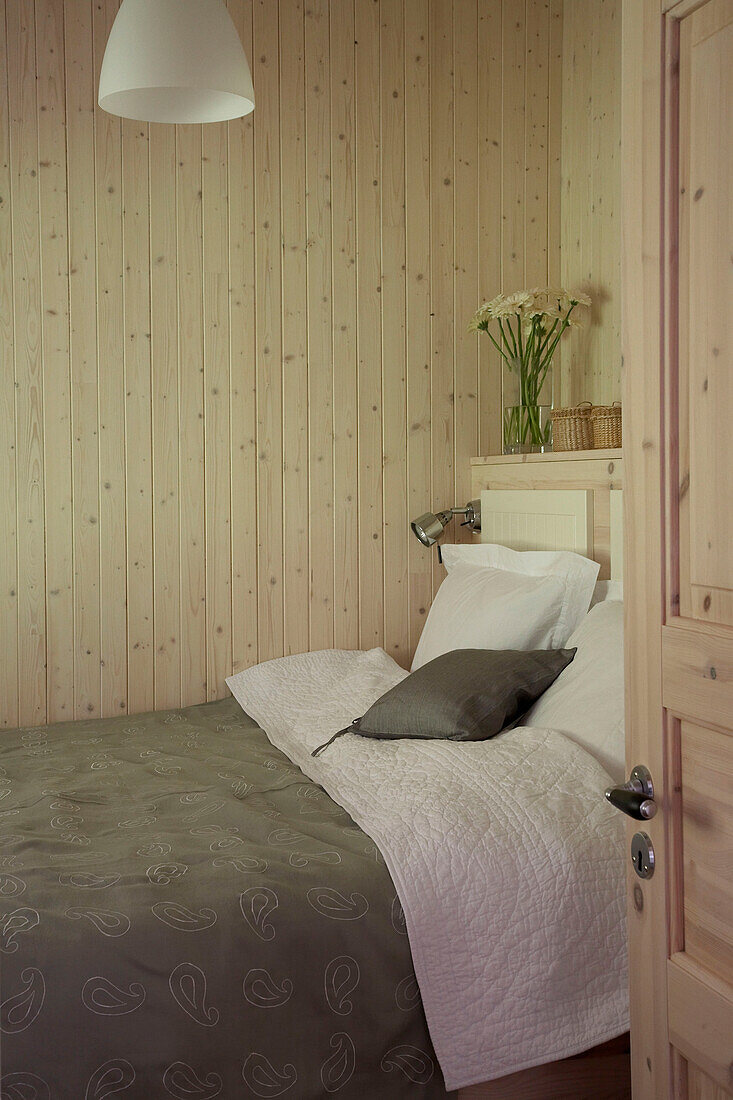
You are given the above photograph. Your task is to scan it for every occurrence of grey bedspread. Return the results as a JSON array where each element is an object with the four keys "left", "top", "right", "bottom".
[{"left": 0, "top": 698, "right": 445, "bottom": 1099}]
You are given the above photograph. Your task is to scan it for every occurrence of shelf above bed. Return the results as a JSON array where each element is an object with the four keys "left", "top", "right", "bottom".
[{"left": 470, "top": 448, "right": 622, "bottom": 466}]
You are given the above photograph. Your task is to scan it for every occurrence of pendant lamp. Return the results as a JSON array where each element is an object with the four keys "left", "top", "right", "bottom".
[{"left": 98, "top": 0, "right": 255, "bottom": 124}]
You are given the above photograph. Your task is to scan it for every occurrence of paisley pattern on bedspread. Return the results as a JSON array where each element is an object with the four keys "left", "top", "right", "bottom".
[{"left": 0, "top": 698, "right": 443, "bottom": 1099}]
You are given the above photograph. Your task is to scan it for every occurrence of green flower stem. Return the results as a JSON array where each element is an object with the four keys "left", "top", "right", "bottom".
[{"left": 498, "top": 317, "right": 517, "bottom": 360}]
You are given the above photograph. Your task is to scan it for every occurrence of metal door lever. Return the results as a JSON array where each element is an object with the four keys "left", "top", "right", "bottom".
[{"left": 605, "top": 764, "right": 657, "bottom": 821}]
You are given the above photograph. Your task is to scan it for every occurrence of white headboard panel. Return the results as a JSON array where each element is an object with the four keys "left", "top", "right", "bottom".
[
  {"left": 480, "top": 489, "right": 594, "bottom": 557},
  {"left": 471, "top": 450, "right": 624, "bottom": 580}
]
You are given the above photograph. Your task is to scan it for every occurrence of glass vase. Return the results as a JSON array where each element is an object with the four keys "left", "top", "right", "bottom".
[
  {"left": 502, "top": 404, "right": 553, "bottom": 454},
  {"left": 502, "top": 357, "right": 553, "bottom": 454}
]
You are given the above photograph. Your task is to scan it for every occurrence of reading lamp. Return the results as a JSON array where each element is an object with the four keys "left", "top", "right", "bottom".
[{"left": 411, "top": 500, "right": 481, "bottom": 547}]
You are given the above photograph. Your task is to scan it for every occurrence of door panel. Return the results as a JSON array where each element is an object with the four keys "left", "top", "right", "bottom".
[
  {"left": 624, "top": 0, "right": 733, "bottom": 1096},
  {"left": 662, "top": 624, "right": 733, "bottom": 729},
  {"left": 688, "top": 1065, "right": 732, "bottom": 1100},
  {"left": 667, "top": 954, "right": 733, "bottom": 1094},
  {"left": 678, "top": 0, "right": 733, "bottom": 624},
  {"left": 668, "top": 0, "right": 733, "bottom": 1095},
  {"left": 679, "top": 720, "right": 733, "bottom": 983}
]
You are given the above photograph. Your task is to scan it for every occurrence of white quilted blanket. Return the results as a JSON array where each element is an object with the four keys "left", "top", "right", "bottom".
[{"left": 226, "top": 648, "right": 628, "bottom": 1090}]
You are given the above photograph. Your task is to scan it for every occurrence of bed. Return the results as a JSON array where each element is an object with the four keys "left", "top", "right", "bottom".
[
  {"left": 0, "top": 697, "right": 442, "bottom": 1098},
  {"left": 0, "top": 457, "right": 630, "bottom": 1099}
]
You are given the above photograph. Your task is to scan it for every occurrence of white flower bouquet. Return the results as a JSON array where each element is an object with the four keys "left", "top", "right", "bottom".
[{"left": 469, "top": 287, "right": 591, "bottom": 452}]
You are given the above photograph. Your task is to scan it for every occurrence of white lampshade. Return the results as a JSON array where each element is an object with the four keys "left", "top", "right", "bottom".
[{"left": 98, "top": 0, "right": 255, "bottom": 124}]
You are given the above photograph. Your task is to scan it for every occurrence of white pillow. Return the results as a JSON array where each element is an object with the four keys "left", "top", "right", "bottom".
[
  {"left": 411, "top": 543, "right": 599, "bottom": 671},
  {"left": 590, "top": 579, "right": 624, "bottom": 608},
  {"left": 523, "top": 598, "right": 625, "bottom": 782}
]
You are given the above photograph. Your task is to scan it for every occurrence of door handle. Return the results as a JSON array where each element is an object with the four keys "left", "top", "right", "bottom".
[{"left": 605, "top": 764, "right": 657, "bottom": 821}]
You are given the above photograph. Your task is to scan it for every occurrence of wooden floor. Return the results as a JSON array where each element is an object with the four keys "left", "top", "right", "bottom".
[{"left": 451, "top": 1034, "right": 631, "bottom": 1100}]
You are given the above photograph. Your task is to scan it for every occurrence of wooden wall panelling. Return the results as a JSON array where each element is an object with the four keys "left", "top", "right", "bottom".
[
  {"left": 93, "top": 0, "right": 127, "bottom": 717},
  {"left": 1, "top": 0, "right": 574, "bottom": 724},
  {"left": 227, "top": 0, "right": 258, "bottom": 676},
  {"left": 0, "top": 0, "right": 18, "bottom": 727},
  {"left": 477, "top": 0, "right": 502, "bottom": 460},
  {"left": 305, "top": 0, "right": 333, "bottom": 654},
  {"left": 66, "top": 0, "right": 101, "bottom": 720},
  {"left": 560, "top": 0, "right": 591, "bottom": 405},
  {"left": 405, "top": 0, "right": 433, "bottom": 655},
  {"left": 501, "top": 0, "right": 526, "bottom": 295},
  {"left": 122, "top": 115, "right": 153, "bottom": 713},
  {"left": 453, "top": 0, "right": 480, "bottom": 516},
  {"left": 8, "top": 0, "right": 46, "bottom": 726},
  {"left": 150, "top": 121, "right": 181, "bottom": 711},
  {"left": 429, "top": 0, "right": 454, "bottom": 601},
  {"left": 202, "top": 120, "right": 232, "bottom": 699},
  {"left": 176, "top": 124, "right": 207, "bottom": 706},
  {"left": 381, "top": 0, "right": 409, "bottom": 662},
  {"left": 37, "top": 0, "right": 73, "bottom": 723},
  {"left": 525, "top": 0, "right": 550, "bottom": 291},
  {"left": 254, "top": 0, "right": 284, "bottom": 664},
  {"left": 279, "top": 0, "right": 309, "bottom": 658},
  {"left": 331, "top": 0, "right": 359, "bottom": 652},
  {"left": 591, "top": 0, "right": 621, "bottom": 405},
  {"left": 560, "top": 0, "right": 621, "bottom": 407},
  {"left": 548, "top": 0, "right": 564, "bottom": 403},
  {"left": 355, "top": 0, "right": 384, "bottom": 652}
]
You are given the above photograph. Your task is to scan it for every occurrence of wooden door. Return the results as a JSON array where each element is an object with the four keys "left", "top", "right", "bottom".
[{"left": 623, "top": 0, "right": 733, "bottom": 1097}]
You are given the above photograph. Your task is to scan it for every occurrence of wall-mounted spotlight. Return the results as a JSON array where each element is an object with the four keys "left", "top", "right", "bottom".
[{"left": 410, "top": 500, "right": 481, "bottom": 548}]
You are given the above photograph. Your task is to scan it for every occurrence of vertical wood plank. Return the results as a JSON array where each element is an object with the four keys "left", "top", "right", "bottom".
[
  {"left": 227, "top": 0, "right": 259, "bottom": 674},
  {"left": 254, "top": 0, "right": 284, "bottom": 661},
  {"left": 355, "top": 0, "right": 384, "bottom": 651},
  {"left": 477, "top": 0, "right": 503, "bottom": 458},
  {"left": 381, "top": 0, "right": 408, "bottom": 662},
  {"left": 453, "top": 0, "right": 480, "bottom": 513},
  {"left": 591, "top": 0, "right": 621, "bottom": 406},
  {"left": 305, "top": 0, "right": 334, "bottom": 651},
  {"left": 502, "top": 0, "right": 526, "bottom": 294},
  {"left": 93, "top": 0, "right": 127, "bottom": 716},
  {"left": 149, "top": 121, "right": 181, "bottom": 710},
  {"left": 202, "top": 121, "right": 232, "bottom": 699},
  {"left": 176, "top": 124, "right": 206, "bottom": 705},
  {"left": 0, "top": 0, "right": 18, "bottom": 727},
  {"left": 560, "top": 0, "right": 585, "bottom": 402},
  {"left": 279, "top": 0, "right": 310, "bottom": 657},
  {"left": 36, "top": 0, "right": 72, "bottom": 722},
  {"left": 122, "top": 117, "right": 153, "bottom": 712},
  {"left": 429, "top": 0, "right": 454, "bottom": 598},
  {"left": 560, "top": 0, "right": 621, "bottom": 407},
  {"left": 405, "top": 0, "right": 432, "bottom": 659},
  {"left": 65, "top": 0, "right": 100, "bottom": 719},
  {"left": 331, "top": 0, "right": 359, "bottom": 650},
  {"left": 548, "top": 0, "right": 564, "bottom": 404},
  {"left": 524, "top": 0, "right": 550, "bottom": 289},
  {"left": 8, "top": 0, "right": 46, "bottom": 725}
]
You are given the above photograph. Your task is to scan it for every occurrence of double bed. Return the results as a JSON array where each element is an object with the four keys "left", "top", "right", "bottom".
[
  {"left": 0, "top": 458, "right": 630, "bottom": 1099},
  {"left": 0, "top": 696, "right": 440, "bottom": 1098}
]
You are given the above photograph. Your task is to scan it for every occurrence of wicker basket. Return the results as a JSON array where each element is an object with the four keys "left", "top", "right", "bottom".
[
  {"left": 590, "top": 403, "right": 622, "bottom": 449},
  {"left": 550, "top": 403, "right": 593, "bottom": 451}
]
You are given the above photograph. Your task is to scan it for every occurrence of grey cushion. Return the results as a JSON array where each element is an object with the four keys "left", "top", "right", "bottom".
[{"left": 347, "top": 647, "right": 576, "bottom": 744}]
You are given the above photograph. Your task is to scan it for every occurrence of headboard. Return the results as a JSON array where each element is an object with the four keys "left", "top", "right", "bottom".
[{"left": 470, "top": 450, "right": 623, "bottom": 581}]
